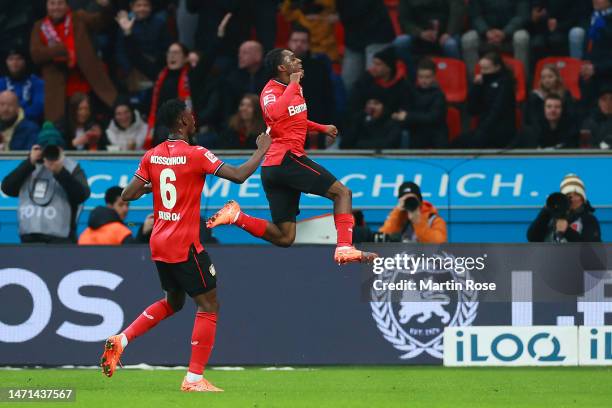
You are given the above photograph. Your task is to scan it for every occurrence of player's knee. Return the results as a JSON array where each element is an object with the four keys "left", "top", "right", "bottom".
[
  {"left": 277, "top": 235, "right": 295, "bottom": 248},
  {"left": 198, "top": 300, "right": 219, "bottom": 313},
  {"left": 336, "top": 184, "right": 352, "bottom": 201},
  {"left": 166, "top": 292, "right": 185, "bottom": 312}
]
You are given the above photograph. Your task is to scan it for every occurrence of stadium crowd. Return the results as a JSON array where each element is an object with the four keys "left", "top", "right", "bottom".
[{"left": 0, "top": 0, "right": 611, "bottom": 151}]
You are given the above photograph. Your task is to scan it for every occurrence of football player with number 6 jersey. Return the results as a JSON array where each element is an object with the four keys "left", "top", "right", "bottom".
[{"left": 99, "top": 99, "right": 271, "bottom": 392}]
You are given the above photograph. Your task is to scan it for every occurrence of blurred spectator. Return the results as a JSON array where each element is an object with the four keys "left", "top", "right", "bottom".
[
  {"left": 0, "top": 49, "right": 45, "bottom": 123},
  {"left": 218, "top": 94, "right": 266, "bottom": 149},
  {"left": 30, "top": 0, "right": 118, "bottom": 123},
  {"left": 521, "top": 94, "right": 578, "bottom": 148},
  {"left": 78, "top": 186, "right": 153, "bottom": 245},
  {"left": 347, "top": 47, "right": 410, "bottom": 121},
  {"left": 580, "top": 0, "right": 612, "bottom": 107},
  {"left": 281, "top": 0, "right": 339, "bottom": 62},
  {"left": 0, "top": 3, "right": 37, "bottom": 58},
  {"left": 340, "top": 95, "right": 402, "bottom": 149},
  {"left": 0, "top": 91, "right": 40, "bottom": 151},
  {"left": 1, "top": 122, "right": 90, "bottom": 243},
  {"left": 287, "top": 26, "right": 335, "bottom": 148},
  {"left": 527, "top": 173, "right": 601, "bottom": 242},
  {"left": 114, "top": 0, "right": 172, "bottom": 97},
  {"left": 106, "top": 99, "right": 148, "bottom": 151},
  {"left": 224, "top": 40, "right": 267, "bottom": 119},
  {"left": 581, "top": 85, "right": 612, "bottom": 149},
  {"left": 392, "top": 58, "right": 448, "bottom": 149},
  {"left": 524, "top": 64, "right": 575, "bottom": 127},
  {"left": 529, "top": 0, "right": 591, "bottom": 61},
  {"left": 394, "top": 0, "right": 465, "bottom": 72},
  {"left": 188, "top": 0, "right": 276, "bottom": 64},
  {"left": 352, "top": 209, "right": 374, "bottom": 243},
  {"left": 461, "top": 0, "right": 530, "bottom": 77},
  {"left": 146, "top": 42, "right": 192, "bottom": 145},
  {"left": 378, "top": 182, "right": 447, "bottom": 243},
  {"left": 453, "top": 51, "right": 517, "bottom": 148},
  {"left": 337, "top": 0, "right": 395, "bottom": 92},
  {"left": 67, "top": 93, "right": 108, "bottom": 151}
]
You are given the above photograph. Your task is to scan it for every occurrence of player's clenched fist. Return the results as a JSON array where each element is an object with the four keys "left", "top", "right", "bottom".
[
  {"left": 289, "top": 71, "right": 303, "bottom": 84},
  {"left": 324, "top": 125, "right": 338, "bottom": 138},
  {"left": 256, "top": 132, "right": 272, "bottom": 152}
]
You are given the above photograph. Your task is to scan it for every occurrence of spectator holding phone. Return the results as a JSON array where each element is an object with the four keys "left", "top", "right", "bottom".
[
  {"left": 1, "top": 121, "right": 90, "bottom": 243},
  {"left": 378, "top": 182, "right": 447, "bottom": 243}
]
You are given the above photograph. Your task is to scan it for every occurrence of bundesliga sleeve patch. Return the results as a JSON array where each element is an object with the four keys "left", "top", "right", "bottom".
[
  {"left": 204, "top": 151, "right": 218, "bottom": 163},
  {"left": 263, "top": 94, "right": 276, "bottom": 106}
]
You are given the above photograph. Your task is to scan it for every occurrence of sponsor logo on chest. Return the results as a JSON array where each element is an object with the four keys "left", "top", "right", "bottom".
[{"left": 288, "top": 102, "right": 307, "bottom": 116}]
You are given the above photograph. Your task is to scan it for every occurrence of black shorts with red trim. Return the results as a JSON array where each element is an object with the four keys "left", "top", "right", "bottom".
[
  {"left": 261, "top": 151, "right": 337, "bottom": 224},
  {"left": 155, "top": 246, "right": 216, "bottom": 297}
]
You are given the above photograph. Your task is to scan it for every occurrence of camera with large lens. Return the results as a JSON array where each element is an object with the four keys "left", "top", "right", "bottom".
[
  {"left": 42, "top": 145, "right": 60, "bottom": 161},
  {"left": 404, "top": 196, "right": 420, "bottom": 212},
  {"left": 546, "top": 192, "right": 570, "bottom": 219}
]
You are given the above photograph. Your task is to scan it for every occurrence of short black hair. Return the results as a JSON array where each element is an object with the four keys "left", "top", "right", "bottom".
[
  {"left": 264, "top": 48, "right": 287, "bottom": 79},
  {"left": 290, "top": 24, "right": 310, "bottom": 39},
  {"left": 544, "top": 93, "right": 563, "bottom": 103},
  {"left": 105, "top": 186, "right": 124, "bottom": 205},
  {"left": 157, "top": 98, "right": 186, "bottom": 132},
  {"left": 417, "top": 58, "right": 436, "bottom": 73}
]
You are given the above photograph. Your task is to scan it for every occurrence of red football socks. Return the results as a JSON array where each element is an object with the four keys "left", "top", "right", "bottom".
[
  {"left": 334, "top": 213, "right": 354, "bottom": 247},
  {"left": 235, "top": 211, "right": 267, "bottom": 237},
  {"left": 123, "top": 298, "right": 175, "bottom": 342},
  {"left": 188, "top": 312, "right": 218, "bottom": 375}
]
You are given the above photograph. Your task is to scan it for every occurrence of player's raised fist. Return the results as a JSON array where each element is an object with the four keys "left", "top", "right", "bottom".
[
  {"left": 289, "top": 71, "right": 302, "bottom": 84},
  {"left": 256, "top": 132, "right": 272, "bottom": 152}
]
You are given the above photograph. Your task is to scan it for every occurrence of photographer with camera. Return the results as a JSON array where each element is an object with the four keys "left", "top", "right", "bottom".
[
  {"left": 377, "top": 181, "right": 447, "bottom": 243},
  {"left": 1, "top": 122, "right": 90, "bottom": 243},
  {"left": 527, "top": 173, "right": 601, "bottom": 242}
]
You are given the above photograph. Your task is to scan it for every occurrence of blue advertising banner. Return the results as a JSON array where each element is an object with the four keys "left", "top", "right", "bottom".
[
  {"left": 1, "top": 244, "right": 611, "bottom": 366},
  {"left": 1, "top": 155, "right": 612, "bottom": 243}
]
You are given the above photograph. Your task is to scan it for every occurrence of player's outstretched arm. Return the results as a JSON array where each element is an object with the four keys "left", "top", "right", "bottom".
[
  {"left": 121, "top": 177, "right": 152, "bottom": 201},
  {"left": 216, "top": 133, "right": 271, "bottom": 184}
]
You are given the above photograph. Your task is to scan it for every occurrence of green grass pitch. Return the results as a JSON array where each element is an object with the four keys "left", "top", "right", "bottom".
[{"left": 1, "top": 366, "right": 611, "bottom": 408}]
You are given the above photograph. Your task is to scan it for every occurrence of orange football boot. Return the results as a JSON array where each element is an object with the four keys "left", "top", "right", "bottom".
[
  {"left": 334, "top": 246, "right": 379, "bottom": 265},
  {"left": 100, "top": 335, "right": 124, "bottom": 378},
  {"left": 180, "top": 377, "right": 224, "bottom": 392},
  {"left": 206, "top": 200, "right": 241, "bottom": 228}
]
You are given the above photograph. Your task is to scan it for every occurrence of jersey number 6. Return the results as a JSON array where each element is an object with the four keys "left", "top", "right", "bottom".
[{"left": 160, "top": 168, "right": 177, "bottom": 209}]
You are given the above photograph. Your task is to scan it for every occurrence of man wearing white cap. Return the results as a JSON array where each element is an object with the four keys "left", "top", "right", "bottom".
[{"left": 527, "top": 173, "right": 601, "bottom": 242}]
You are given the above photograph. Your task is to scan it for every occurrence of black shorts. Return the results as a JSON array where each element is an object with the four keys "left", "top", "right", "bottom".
[
  {"left": 155, "top": 246, "right": 217, "bottom": 297},
  {"left": 261, "top": 152, "right": 337, "bottom": 224}
]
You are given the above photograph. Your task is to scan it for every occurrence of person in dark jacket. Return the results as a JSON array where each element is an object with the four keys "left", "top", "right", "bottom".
[
  {"left": 394, "top": 0, "right": 466, "bottom": 73},
  {"left": 0, "top": 48, "right": 45, "bottom": 123},
  {"left": 347, "top": 47, "right": 410, "bottom": 122},
  {"left": 0, "top": 122, "right": 90, "bottom": 243},
  {"left": 453, "top": 51, "right": 516, "bottom": 148},
  {"left": 393, "top": 58, "right": 448, "bottom": 148},
  {"left": 0, "top": 90, "right": 39, "bottom": 151},
  {"left": 581, "top": 85, "right": 612, "bottom": 149},
  {"left": 529, "top": 0, "right": 592, "bottom": 61},
  {"left": 580, "top": 0, "right": 612, "bottom": 108},
  {"left": 527, "top": 173, "right": 601, "bottom": 242},
  {"left": 524, "top": 63, "right": 576, "bottom": 128},
  {"left": 521, "top": 94, "right": 578, "bottom": 148},
  {"left": 78, "top": 186, "right": 152, "bottom": 245},
  {"left": 461, "top": 0, "right": 531, "bottom": 76},
  {"left": 287, "top": 26, "right": 335, "bottom": 148},
  {"left": 341, "top": 94, "right": 402, "bottom": 149},
  {"left": 114, "top": 0, "right": 172, "bottom": 94},
  {"left": 337, "top": 0, "right": 395, "bottom": 92}
]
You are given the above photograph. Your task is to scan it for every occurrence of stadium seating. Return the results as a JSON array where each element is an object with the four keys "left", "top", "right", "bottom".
[
  {"left": 532, "top": 57, "right": 583, "bottom": 100},
  {"left": 431, "top": 57, "right": 468, "bottom": 103},
  {"left": 446, "top": 106, "right": 462, "bottom": 141}
]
